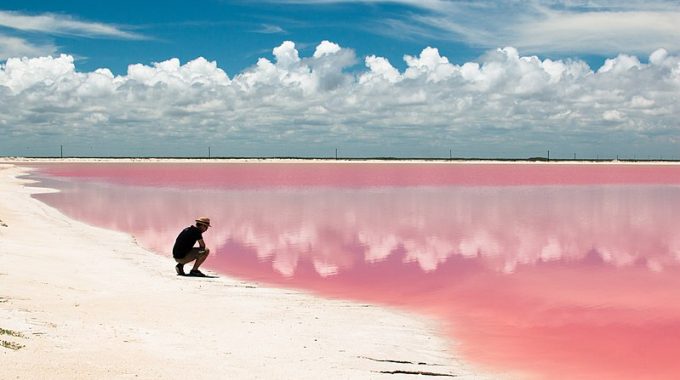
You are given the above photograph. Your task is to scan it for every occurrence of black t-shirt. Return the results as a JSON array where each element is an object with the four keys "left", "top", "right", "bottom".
[{"left": 173, "top": 225, "right": 203, "bottom": 258}]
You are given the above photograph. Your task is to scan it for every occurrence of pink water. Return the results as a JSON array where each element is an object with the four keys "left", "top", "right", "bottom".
[{"left": 27, "top": 162, "right": 680, "bottom": 379}]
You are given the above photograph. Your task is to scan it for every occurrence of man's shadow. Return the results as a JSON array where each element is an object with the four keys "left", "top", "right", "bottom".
[{"left": 178, "top": 273, "right": 219, "bottom": 279}]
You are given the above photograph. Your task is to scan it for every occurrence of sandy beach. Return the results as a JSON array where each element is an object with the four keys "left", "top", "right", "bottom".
[{"left": 0, "top": 162, "right": 491, "bottom": 379}]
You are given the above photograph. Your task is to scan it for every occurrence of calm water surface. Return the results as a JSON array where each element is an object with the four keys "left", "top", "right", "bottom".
[{"left": 27, "top": 163, "right": 680, "bottom": 379}]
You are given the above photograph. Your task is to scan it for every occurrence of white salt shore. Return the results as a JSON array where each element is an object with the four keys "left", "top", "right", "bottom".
[
  {"left": 0, "top": 163, "right": 495, "bottom": 379},
  {"left": 3, "top": 156, "right": 679, "bottom": 165}
]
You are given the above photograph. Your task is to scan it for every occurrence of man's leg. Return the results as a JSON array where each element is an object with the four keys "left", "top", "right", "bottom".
[
  {"left": 175, "top": 249, "right": 202, "bottom": 275},
  {"left": 192, "top": 248, "right": 210, "bottom": 271}
]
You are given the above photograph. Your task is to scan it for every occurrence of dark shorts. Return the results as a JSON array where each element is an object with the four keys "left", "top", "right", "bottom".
[{"left": 174, "top": 248, "right": 208, "bottom": 264}]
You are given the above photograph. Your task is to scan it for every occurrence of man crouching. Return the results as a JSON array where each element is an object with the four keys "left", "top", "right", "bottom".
[{"left": 173, "top": 217, "right": 211, "bottom": 277}]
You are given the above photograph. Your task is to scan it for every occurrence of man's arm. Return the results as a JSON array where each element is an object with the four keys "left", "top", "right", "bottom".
[{"left": 198, "top": 238, "right": 207, "bottom": 250}]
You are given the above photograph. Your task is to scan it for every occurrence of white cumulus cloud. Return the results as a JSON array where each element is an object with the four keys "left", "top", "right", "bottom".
[{"left": 1, "top": 41, "right": 679, "bottom": 158}]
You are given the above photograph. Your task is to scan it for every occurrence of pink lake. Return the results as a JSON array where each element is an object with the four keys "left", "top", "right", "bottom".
[{"left": 26, "top": 162, "right": 680, "bottom": 379}]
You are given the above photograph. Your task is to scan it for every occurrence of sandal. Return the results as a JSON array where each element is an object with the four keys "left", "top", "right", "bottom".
[
  {"left": 189, "top": 269, "right": 206, "bottom": 277},
  {"left": 175, "top": 263, "right": 185, "bottom": 276}
]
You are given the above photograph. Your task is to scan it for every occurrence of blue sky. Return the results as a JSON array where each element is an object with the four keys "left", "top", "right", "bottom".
[
  {"left": 1, "top": 1, "right": 680, "bottom": 158},
  {"left": 0, "top": 0, "right": 497, "bottom": 75},
  {"left": 1, "top": 0, "right": 661, "bottom": 74}
]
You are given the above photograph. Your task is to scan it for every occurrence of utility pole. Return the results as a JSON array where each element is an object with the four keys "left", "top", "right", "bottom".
[
  {"left": 208, "top": 146, "right": 211, "bottom": 158},
  {"left": 449, "top": 149, "right": 452, "bottom": 160},
  {"left": 60, "top": 145, "right": 63, "bottom": 158},
  {"left": 335, "top": 148, "right": 338, "bottom": 160},
  {"left": 547, "top": 150, "right": 550, "bottom": 161}
]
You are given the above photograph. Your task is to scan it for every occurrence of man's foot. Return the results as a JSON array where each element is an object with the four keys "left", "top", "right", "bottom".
[
  {"left": 189, "top": 269, "right": 206, "bottom": 277},
  {"left": 175, "top": 263, "right": 185, "bottom": 276}
]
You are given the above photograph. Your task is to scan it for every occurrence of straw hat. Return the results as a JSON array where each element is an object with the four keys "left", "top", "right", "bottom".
[{"left": 195, "top": 217, "right": 211, "bottom": 227}]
